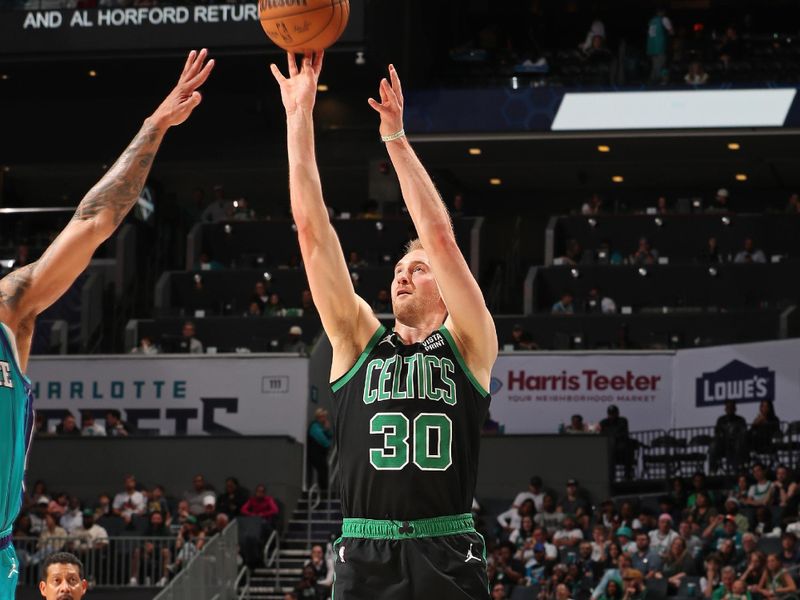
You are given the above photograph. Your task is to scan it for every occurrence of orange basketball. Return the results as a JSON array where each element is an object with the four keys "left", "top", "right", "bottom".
[{"left": 258, "top": 0, "right": 350, "bottom": 53}]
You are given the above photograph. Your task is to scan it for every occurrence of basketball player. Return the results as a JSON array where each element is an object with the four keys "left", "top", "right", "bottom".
[
  {"left": 38, "top": 552, "right": 87, "bottom": 599},
  {"left": 271, "top": 52, "right": 497, "bottom": 599},
  {"left": 0, "top": 49, "right": 214, "bottom": 597}
]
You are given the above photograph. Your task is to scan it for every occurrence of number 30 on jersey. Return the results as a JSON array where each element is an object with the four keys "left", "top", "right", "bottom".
[{"left": 369, "top": 412, "right": 452, "bottom": 472}]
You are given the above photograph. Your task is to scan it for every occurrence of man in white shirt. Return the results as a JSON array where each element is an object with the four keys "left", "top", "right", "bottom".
[
  {"left": 72, "top": 511, "right": 109, "bottom": 551},
  {"left": 649, "top": 513, "right": 679, "bottom": 557},
  {"left": 60, "top": 497, "right": 84, "bottom": 535},
  {"left": 512, "top": 476, "right": 545, "bottom": 512},
  {"left": 553, "top": 515, "right": 584, "bottom": 550},
  {"left": 112, "top": 475, "right": 146, "bottom": 522}
]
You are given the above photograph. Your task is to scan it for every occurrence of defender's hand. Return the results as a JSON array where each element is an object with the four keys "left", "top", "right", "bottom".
[
  {"left": 368, "top": 64, "right": 404, "bottom": 137},
  {"left": 271, "top": 52, "right": 324, "bottom": 117},
  {"left": 151, "top": 49, "right": 215, "bottom": 128}
]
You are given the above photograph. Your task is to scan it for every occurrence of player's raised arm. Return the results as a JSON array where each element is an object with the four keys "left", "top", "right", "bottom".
[
  {"left": 0, "top": 49, "right": 214, "bottom": 368},
  {"left": 271, "top": 52, "right": 379, "bottom": 380},
  {"left": 368, "top": 65, "right": 497, "bottom": 387}
]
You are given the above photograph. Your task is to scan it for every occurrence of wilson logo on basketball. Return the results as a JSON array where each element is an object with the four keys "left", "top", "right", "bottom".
[{"left": 258, "top": 0, "right": 308, "bottom": 10}]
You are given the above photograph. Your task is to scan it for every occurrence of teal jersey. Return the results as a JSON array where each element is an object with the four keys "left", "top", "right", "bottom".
[
  {"left": 647, "top": 16, "right": 668, "bottom": 56},
  {"left": 0, "top": 322, "right": 34, "bottom": 535}
]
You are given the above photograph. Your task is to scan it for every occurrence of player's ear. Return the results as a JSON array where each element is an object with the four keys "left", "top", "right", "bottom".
[{"left": 39, "top": 580, "right": 47, "bottom": 596}]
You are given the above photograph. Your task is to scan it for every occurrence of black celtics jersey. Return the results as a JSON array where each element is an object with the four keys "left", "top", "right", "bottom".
[{"left": 331, "top": 324, "right": 490, "bottom": 521}]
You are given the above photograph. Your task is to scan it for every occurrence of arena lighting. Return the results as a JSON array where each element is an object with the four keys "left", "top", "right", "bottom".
[
  {"left": 728, "top": 142, "right": 741, "bottom": 150},
  {"left": 638, "top": 267, "right": 648, "bottom": 277},
  {"left": 489, "top": 178, "right": 502, "bottom": 185},
  {"left": 468, "top": 148, "right": 482, "bottom": 155},
  {"left": 354, "top": 51, "right": 366, "bottom": 66},
  {"left": 654, "top": 217, "right": 663, "bottom": 227},
  {"left": 316, "top": 84, "right": 329, "bottom": 92},
  {"left": 612, "top": 175, "right": 624, "bottom": 183},
  {"left": 193, "top": 274, "right": 202, "bottom": 284},
  {"left": 721, "top": 216, "right": 732, "bottom": 226},
  {"left": 708, "top": 267, "right": 719, "bottom": 277},
  {"left": 597, "top": 145, "right": 610, "bottom": 153},
  {"left": 736, "top": 173, "right": 748, "bottom": 181},
  {"left": 510, "top": 76, "right": 519, "bottom": 90},
  {"left": 232, "top": 200, "right": 239, "bottom": 208},
  {"left": 223, "top": 224, "right": 232, "bottom": 234},
  {"left": 88, "top": 70, "right": 97, "bottom": 77},
  {"left": 570, "top": 268, "right": 580, "bottom": 279},
  {"left": 375, "top": 221, "right": 384, "bottom": 231},
  {"left": 0, "top": 74, "right": 8, "bottom": 80},
  {"left": 587, "top": 218, "right": 597, "bottom": 228},
  {"left": 350, "top": 272, "right": 359, "bottom": 282},
  {"left": 263, "top": 272, "right": 272, "bottom": 281}
]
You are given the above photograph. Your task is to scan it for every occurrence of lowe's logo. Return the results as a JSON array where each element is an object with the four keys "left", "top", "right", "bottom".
[{"left": 695, "top": 360, "right": 774, "bottom": 407}]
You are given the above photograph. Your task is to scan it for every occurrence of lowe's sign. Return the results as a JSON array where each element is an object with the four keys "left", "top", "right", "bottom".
[{"left": 694, "top": 359, "right": 775, "bottom": 407}]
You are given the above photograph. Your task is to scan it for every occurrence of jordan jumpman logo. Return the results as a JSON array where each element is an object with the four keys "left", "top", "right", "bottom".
[
  {"left": 7, "top": 559, "right": 18, "bottom": 579},
  {"left": 465, "top": 544, "right": 481, "bottom": 563}
]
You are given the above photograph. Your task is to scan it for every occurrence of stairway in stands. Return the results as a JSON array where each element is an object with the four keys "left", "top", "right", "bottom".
[{"left": 247, "top": 490, "right": 342, "bottom": 600}]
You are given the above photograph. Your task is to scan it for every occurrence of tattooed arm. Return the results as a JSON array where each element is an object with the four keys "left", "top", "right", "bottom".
[{"left": 0, "top": 49, "right": 214, "bottom": 368}]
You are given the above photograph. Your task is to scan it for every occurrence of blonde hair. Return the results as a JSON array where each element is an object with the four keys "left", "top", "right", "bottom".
[{"left": 404, "top": 238, "right": 425, "bottom": 254}]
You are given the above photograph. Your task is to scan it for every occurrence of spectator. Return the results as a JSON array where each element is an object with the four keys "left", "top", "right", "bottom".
[
  {"left": 739, "top": 551, "right": 767, "bottom": 589},
  {"left": 649, "top": 514, "right": 679, "bottom": 557},
  {"left": 780, "top": 532, "right": 800, "bottom": 571},
  {"left": 510, "top": 323, "right": 538, "bottom": 350},
  {"left": 601, "top": 406, "right": 633, "bottom": 479},
  {"left": 241, "top": 484, "right": 279, "bottom": 524},
  {"left": 28, "top": 497, "right": 49, "bottom": 535},
  {"left": 722, "top": 497, "right": 749, "bottom": 533},
  {"left": 251, "top": 281, "right": 270, "bottom": 312},
  {"left": 513, "top": 476, "right": 545, "bottom": 512},
  {"left": 60, "top": 497, "right": 83, "bottom": 534},
  {"left": 371, "top": 288, "right": 391, "bottom": 313},
  {"left": 491, "top": 582, "right": 508, "bottom": 600},
  {"left": 551, "top": 292, "right": 575, "bottom": 315},
  {"left": 685, "top": 61, "right": 709, "bottom": 85},
  {"left": 703, "top": 554, "right": 724, "bottom": 596},
  {"left": 734, "top": 237, "right": 766, "bottom": 264},
  {"left": 245, "top": 301, "right": 262, "bottom": 317},
  {"left": 580, "top": 18, "right": 606, "bottom": 53},
  {"left": 690, "top": 492, "right": 719, "bottom": 533},
  {"left": 535, "top": 494, "right": 564, "bottom": 532},
  {"left": 563, "top": 415, "right": 589, "bottom": 434},
  {"left": 711, "top": 566, "right": 739, "bottom": 600},
  {"left": 184, "top": 475, "right": 215, "bottom": 516},
  {"left": 556, "top": 239, "right": 583, "bottom": 266},
  {"left": 532, "top": 527, "right": 559, "bottom": 561},
  {"left": 169, "top": 500, "right": 192, "bottom": 535},
  {"left": 785, "top": 193, "right": 800, "bottom": 214},
  {"left": 594, "top": 553, "right": 634, "bottom": 600},
  {"left": 597, "top": 241, "right": 624, "bottom": 265},
  {"left": 112, "top": 475, "right": 146, "bottom": 522},
  {"left": 198, "top": 496, "right": 218, "bottom": 533},
  {"left": 552, "top": 514, "right": 584, "bottom": 550},
  {"left": 231, "top": 197, "right": 255, "bottom": 221},
  {"left": 745, "top": 463, "right": 775, "bottom": 507},
  {"left": 294, "top": 564, "right": 325, "bottom": 599},
  {"left": 80, "top": 412, "right": 106, "bottom": 436},
  {"left": 750, "top": 400, "right": 780, "bottom": 455},
  {"left": 509, "top": 514, "right": 536, "bottom": 552},
  {"left": 707, "top": 189, "right": 732, "bottom": 213},
  {"left": 700, "top": 236, "right": 723, "bottom": 264},
  {"left": 305, "top": 543, "right": 334, "bottom": 590},
  {"left": 688, "top": 472, "right": 716, "bottom": 507},
  {"left": 201, "top": 184, "right": 232, "bottom": 223},
  {"left": 94, "top": 494, "right": 113, "bottom": 521},
  {"left": 307, "top": 408, "right": 333, "bottom": 490},
  {"left": 206, "top": 513, "right": 229, "bottom": 538},
  {"left": 596, "top": 500, "right": 618, "bottom": 530},
  {"left": 179, "top": 321, "right": 204, "bottom": 354},
  {"left": 170, "top": 517, "right": 205, "bottom": 576},
  {"left": 130, "top": 511, "right": 171, "bottom": 587},
  {"left": 621, "top": 568, "right": 647, "bottom": 600},
  {"left": 756, "top": 554, "right": 797, "bottom": 598},
  {"left": 774, "top": 465, "right": 799, "bottom": 509},
  {"left": 347, "top": 251, "right": 368, "bottom": 270},
  {"left": 599, "top": 578, "right": 624, "bottom": 600},
  {"left": 669, "top": 478, "right": 688, "bottom": 511},
  {"left": 718, "top": 26, "right": 744, "bottom": 68},
  {"left": 185, "top": 275, "right": 212, "bottom": 316},
  {"left": 105, "top": 409, "right": 134, "bottom": 437},
  {"left": 647, "top": 8, "right": 674, "bottom": 84},
  {"left": 498, "top": 498, "right": 535, "bottom": 535},
  {"left": 630, "top": 237, "right": 659, "bottom": 265},
  {"left": 451, "top": 193, "right": 467, "bottom": 218},
  {"left": 492, "top": 542, "right": 525, "bottom": 589},
  {"left": 218, "top": 477, "right": 248, "bottom": 518},
  {"left": 753, "top": 506, "right": 780, "bottom": 538},
  {"left": 630, "top": 531, "right": 662, "bottom": 577},
  {"left": 656, "top": 196, "right": 670, "bottom": 214},
  {"left": 145, "top": 485, "right": 170, "bottom": 519},
  {"left": 591, "top": 527, "right": 612, "bottom": 564},
  {"left": 582, "top": 194, "right": 603, "bottom": 215},
  {"left": 131, "top": 335, "right": 159, "bottom": 354},
  {"left": 300, "top": 289, "right": 317, "bottom": 316},
  {"left": 663, "top": 537, "right": 697, "bottom": 590},
  {"left": 36, "top": 513, "right": 68, "bottom": 557},
  {"left": 710, "top": 401, "right": 748, "bottom": 473},
  {"left": 618, "top": 501, "right": 642, "bottom": 531},
  {"left": 72, "top": 510, "right": 109, "bottom": 552},
  {"left": 283, "top": 325, "right": 307, "bottom": 353},
  {"left": 584, "top": 287, "right": 617, "bottom": 314},
  {"left": 55, "top": 414, "right": 81, "bottom": 436},
  {"left": 263, "top": 292, "right": 286, "bottom": 317},
  {"left": 559, "top": 479, "right": 590, "bottom": 517}
]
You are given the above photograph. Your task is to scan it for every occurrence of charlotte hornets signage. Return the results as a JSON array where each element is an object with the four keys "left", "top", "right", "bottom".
[
  {"left": 27, "top": 354, "right": 308, "bottom": 438},
  {"left": 695, "top": 360, "right": 775, "bottom": 407}
]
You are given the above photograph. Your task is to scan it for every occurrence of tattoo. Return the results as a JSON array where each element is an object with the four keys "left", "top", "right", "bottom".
[
  {"left": 0, "top": 265, "right": 33, "bottom": 310},
  {"left": 72, "top": 122, "right": 162, "bottom": 227}
]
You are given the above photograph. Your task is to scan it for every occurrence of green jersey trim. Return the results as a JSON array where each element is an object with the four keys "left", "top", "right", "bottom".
[
  {"left": 331, "top": 325, "right": 387, "bottom": 394},
  {"left": 341, "top": 513, "right": 475, "bottom": 540},
  {"left": 438, "top": 326, "right": 488, "bottom": 397}
]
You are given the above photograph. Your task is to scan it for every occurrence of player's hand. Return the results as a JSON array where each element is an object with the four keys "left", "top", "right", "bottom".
[
  {"left": 271, "top": 52, "right": 324, "bottom": 117},
  {"left": 368, "top": 64, "right": 404, "bottom": 138},
  {"left": 150, "top": 49, "right": 215, "bottom": 128}
]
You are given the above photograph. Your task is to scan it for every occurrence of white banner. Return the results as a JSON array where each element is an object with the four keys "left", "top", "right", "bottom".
[
  {"left": 27, "top": 354, "right": 309, "bottom": 439},
  {"left": 489, "top": 353, "right": 673, "bottom": 434},
  {"left": 672, "top": 339, "right": 800, "bottom": 429}
]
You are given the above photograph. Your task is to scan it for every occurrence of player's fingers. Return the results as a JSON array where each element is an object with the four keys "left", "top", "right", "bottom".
[
  {"left": 181, "top": 50, "right": 197, "bottom": 78},
  {"left": 302, "top": 54, "right": 313, "bottom": 73},
  {"left": 187, "top": 58, "right": 215, "bottom": 89},
  {"left": 185, "top": 48, "right": 208, "bottom": 80},
  {"left": 367, "top": 97, "right": 386, "bottom": 114},
  {"left": 287, "top": 52, "right": 299, "bottom": 77},
  {"left": 313, "top": 50, "right": 325, "bottom": 75},
  {"left": 389, "top": 64, "right": 403, "bottom": 101},
  {"left": 381, "top": 77, "right": 399, "bottom": 106},
  {"left": 190, "top": 91, "right": 202, "bottom": 108},
  {"left": 379, "top": 79, "right": 390, "bottom": 104},
  {"left": 270, "top": 63, "right": 287, "bottom": 84}
]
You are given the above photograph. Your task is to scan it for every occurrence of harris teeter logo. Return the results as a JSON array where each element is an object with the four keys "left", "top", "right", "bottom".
[{"left": 695, "top": 359, "right": 775, "bottom": 407}]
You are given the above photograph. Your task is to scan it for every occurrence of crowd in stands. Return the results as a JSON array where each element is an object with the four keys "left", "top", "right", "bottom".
[
  {"left": 476, "top": 462, "right": 800, "bottom": 600},
  {"left": 11, "top": 473, "right": 280, "bottom": 586}
]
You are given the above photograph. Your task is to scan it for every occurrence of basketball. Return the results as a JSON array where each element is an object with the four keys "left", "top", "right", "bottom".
[{"left": 258, "top": 0, "right": 350, "bottom": 53}]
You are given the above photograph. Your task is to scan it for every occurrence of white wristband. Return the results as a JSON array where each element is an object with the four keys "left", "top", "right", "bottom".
[{"left": 381, "top": 128, "right": 405, "bottom": 143}]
